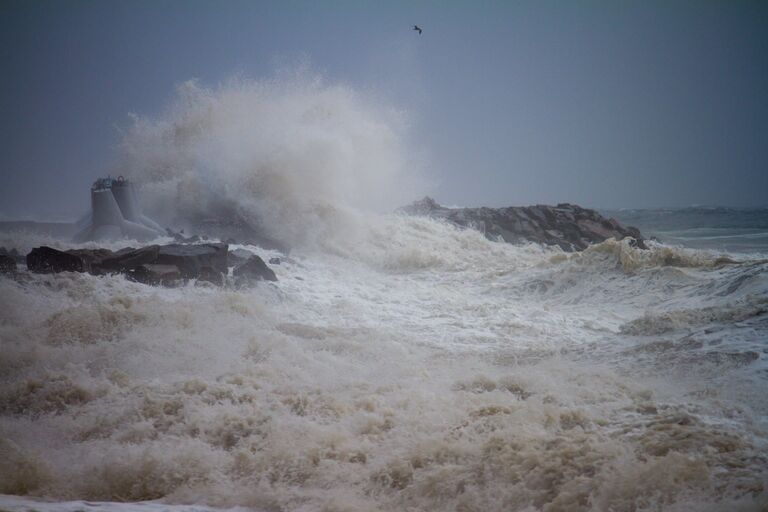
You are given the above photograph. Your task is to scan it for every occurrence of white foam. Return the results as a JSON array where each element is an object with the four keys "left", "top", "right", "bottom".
[
  {"left": 115, "top": 72, "right": 428, "bottom": 249},
  {"left": 1, "top": 215, "right": 767, "bottom": 511}
]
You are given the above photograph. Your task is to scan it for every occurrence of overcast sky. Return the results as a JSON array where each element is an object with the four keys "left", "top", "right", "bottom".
[{"left": 1, "top": 0, "right": 767, "bottom": 219}]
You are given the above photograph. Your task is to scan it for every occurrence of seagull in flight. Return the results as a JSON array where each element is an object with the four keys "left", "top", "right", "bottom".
[{"left": 413, "top": 25, "right": 422, "bottom": 34}]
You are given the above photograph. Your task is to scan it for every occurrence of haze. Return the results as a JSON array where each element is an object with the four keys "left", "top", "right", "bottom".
[{"left": 1, "top": 0, "right": 767, "bottom": 220}]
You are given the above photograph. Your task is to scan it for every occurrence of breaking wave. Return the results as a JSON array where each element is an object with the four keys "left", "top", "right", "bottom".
[
  {"left": 116, "top": 70, "right": 426, "bottom": 249},
  {"left": 2, "top": 72, "right": 768, "bottom": 511},
  {"left": 2, "top": 213, "right": 768, "bottom": 511}
]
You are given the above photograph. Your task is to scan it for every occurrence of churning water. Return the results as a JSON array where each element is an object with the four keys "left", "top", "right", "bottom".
[
  {"left": 1, "top": 75, "right": 766, "bottom": 511},
  {"left": 2, "top": 221, "right": 766, "bottom": 511}
]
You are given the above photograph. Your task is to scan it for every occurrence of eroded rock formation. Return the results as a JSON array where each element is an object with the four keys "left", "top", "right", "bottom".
[{"left": 398, "top": 197, "right": 646, "bottom": 251}]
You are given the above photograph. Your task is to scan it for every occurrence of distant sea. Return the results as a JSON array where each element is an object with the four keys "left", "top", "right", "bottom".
[{"left": 602, "top": 206, "right": 768, "bottom": 254}]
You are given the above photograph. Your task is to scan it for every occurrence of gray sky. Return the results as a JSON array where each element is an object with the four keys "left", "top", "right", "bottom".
[{"left": 1, "top": 0, "right": 767, "bottom": 219}]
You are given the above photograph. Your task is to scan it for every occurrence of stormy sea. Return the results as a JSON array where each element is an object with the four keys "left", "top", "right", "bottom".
[{"left": 1, "top": 77, "right": 766, "bottom": 512}]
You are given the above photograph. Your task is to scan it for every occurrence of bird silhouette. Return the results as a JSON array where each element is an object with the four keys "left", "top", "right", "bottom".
[{"left": 413, "top": 25, "right": 422, "bottom": 34}]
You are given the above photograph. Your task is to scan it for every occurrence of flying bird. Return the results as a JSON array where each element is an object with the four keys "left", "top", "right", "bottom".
[{"left": 413, "top": 25, "right": 422, "bottom": 34}]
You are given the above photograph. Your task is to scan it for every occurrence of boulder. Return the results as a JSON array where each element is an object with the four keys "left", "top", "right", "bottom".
[
  {"left": 66, "top": 248, "right": 116, "bottom": 274},
  {"left": 25, "top": 247, "right": 119, "bottom": 274},
  {"left": 269, "top": 257, "right": 281, "bottom": 265},
  {"left": 25, "top": 243, "right": 230, "bottom": 286},
  {"left": 27, "top": 247, "right": 89, "bottom": 273},
  {"left": 95, "top": 243, "right": 227, "bottom": 280},
  {"left": 397, "top": 197, "right": 646, "bottom": 251},
  {"left": 233, "top": 255, "right": 277, "bottom": 285},
  {"left": 125, "top": 264, "right": 182, "bottom": 286},
  {"left": 154, "top": 243, "right": 228, "bottom": 278},
  {"left": 96, "top": 246, "right": 160, "bottom": 274}
]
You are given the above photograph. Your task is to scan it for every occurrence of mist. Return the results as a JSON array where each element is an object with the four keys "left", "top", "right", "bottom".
[{"left": 116, "top": 71, "right": 425, "bottom": 247}]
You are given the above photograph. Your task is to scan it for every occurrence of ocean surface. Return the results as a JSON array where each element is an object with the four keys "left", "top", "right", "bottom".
[
  {"left": 1, "top": 206, "right": 767, "bottom": 512},
  {"left": 604, "top": 207, "right": 768, "bottom": 254}
]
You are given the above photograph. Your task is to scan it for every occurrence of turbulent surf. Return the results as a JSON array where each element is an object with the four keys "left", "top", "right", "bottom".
[{"left": 1, "top": 75, "right": 766, "bottom": 512}]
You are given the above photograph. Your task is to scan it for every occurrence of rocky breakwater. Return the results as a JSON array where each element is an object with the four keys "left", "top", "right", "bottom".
[
  {"left": 398, "top": 197, "right": 646, "bottom": 251},
  {"left": 23, "top": 243, "right": 277, "bottom": 287}
]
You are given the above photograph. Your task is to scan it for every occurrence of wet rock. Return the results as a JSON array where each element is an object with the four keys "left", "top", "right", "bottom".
[
  {"left": 125, "top": 264, "right": 182, "bottom": 287},
  {"left": 66, "top": 248, "right": 116, "bottom": 274},
  {"left": 96, "top": 246, "right": 160, "bottom": 274},
  {"left": 155, "top": 243, "right": 228, "bottom": 278},
  {"left": 0, "top": 254, "right": 16, "bottom": 273},
  {"left": 234, "top": 255, "right": 277, "bottom": 285},
  {"left": 269, "top": 257, "right": 281, "bottom": 265},
  {"left": 96, "top": 243, "right": 228, "bottom": 279},
  {"left": 397, "top": 197, "right": 646, "bottom": 251},
  {"left": 26, "top": 247, "right": 119, "bottom": 274},
  {"left": 26, "top": 243, "right": 230, "bottom": 286},
  {"left": 27, "top": 247, "right": 89, "bottom": 273}
]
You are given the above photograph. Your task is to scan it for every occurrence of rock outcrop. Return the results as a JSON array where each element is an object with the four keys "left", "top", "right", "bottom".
[
  {"left": 95, "top": 243, "right": 228, "bottom": 279},
  {"left": 397, "top": 197, "right": 646, "bottom": 251},
  {"left": 22, "top": 242, "right": 277, "bottom": 287},
  {"left": 27, "top": 247, "right": 91, "bottom": 273},
  {"left": 127, "top": 263, "right": 183, "bottom": 286}
]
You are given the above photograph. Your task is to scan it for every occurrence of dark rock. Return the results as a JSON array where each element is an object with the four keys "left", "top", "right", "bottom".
[
  {"left": 269, "top": 257, "right": 281, "bottom": 265},
  {"left": 126, "top": 264, "right": 182, "bottom": 286},
  {"left": 0, "top": 254, "right": 16, "bottom": 273},
  {"left": 397, "top": 197, "right": 646, "bottom": 251},
  {"left": 233, "top": 255, "right": 277, "bottom": 285},
  {"left": 96, "top": 246, "right": 160, "bottom": 274},
  {"left": 26, "top": 242, "right": 230, "bottom": 286},
  {"left": 96, "top": 243, "right": 228, "bottom": 280},
  {"left": 26, "top": 247, "right": 120, "bottom": 275},
  {"left": 27, "top": 247, "right": 89, "bottom": 273},
  {"left": 66, "top": 248, "right": 116, "bottom": 274},
  {"left": 155, "top": 243, "right": 228, "bottom": 278}
]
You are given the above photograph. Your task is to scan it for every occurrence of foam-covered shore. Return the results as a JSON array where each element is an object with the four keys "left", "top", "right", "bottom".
[{"left": 1, "top": 213, "right": 767, "bottom": 511}]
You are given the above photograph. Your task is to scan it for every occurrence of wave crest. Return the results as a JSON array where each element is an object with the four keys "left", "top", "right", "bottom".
[{"left": 117, "top": 71, "right": 425, "bottom": 249}]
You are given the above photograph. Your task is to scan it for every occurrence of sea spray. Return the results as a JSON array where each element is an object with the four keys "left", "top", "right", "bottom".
[
  {"left": 2, "top": 71, "right": 767, "bottom": 510},
  {"left": 116, "top": 71, "right": 427, "bottom": 249}
]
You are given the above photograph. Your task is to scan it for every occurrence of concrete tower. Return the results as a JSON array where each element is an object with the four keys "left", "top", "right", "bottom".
[{"left": 73, "top": 177, "right": 165, "bottom": 242}]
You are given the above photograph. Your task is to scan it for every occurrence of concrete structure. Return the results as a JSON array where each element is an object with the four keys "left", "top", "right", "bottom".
[{"left": 73, "top": 177, "right": 165, "bottom": 242}]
